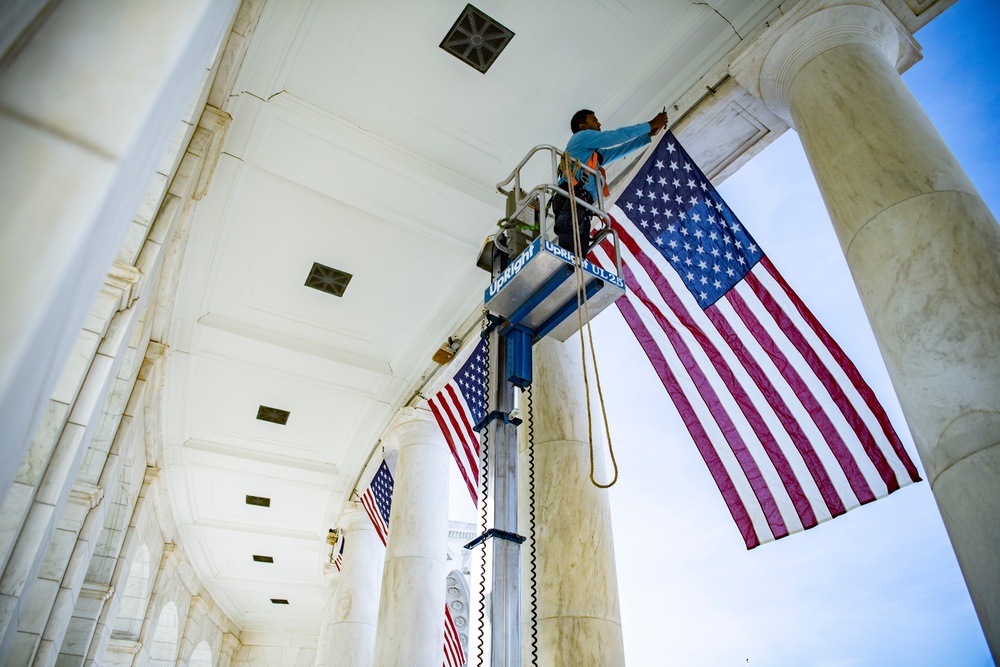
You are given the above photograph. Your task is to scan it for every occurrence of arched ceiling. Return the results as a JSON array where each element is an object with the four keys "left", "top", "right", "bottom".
[{"left": 162, "top": 0, "right": 786, "bottom": 634}]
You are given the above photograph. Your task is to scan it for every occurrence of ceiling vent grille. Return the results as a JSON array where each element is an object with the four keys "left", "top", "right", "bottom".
[
  {"left": 270, "top": 598, "right": 289, "bottom": 605},
  {"left": 440, "top": 4, "right": 514, "bottom": 74},
  {"left": 246, "top": 495, "right": 271, "bottom": 508},
  {"left": 305, "top": 262, "right": 352, "bottom": 297},
  {"left": 252, "top": 555, "right": 274, "bottom": 563},
  {"left": 256, "top": 405, "right": 290, "bottom": 425}
]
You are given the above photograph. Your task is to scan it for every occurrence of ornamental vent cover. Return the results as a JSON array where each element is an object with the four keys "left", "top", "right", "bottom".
[
  {"left": 440, "top": 4, "right": 514, "bottom": 74},
  {"left": 305, "top": 262, "right": 352, "bottom": 297}
]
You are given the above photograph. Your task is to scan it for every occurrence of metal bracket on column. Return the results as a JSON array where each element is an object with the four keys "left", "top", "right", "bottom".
[
  {"left": 462, "top": 528, "right": 527, "bottom": 551},
  {"left": 474, "top": 410, "right": 522, "bottom": 432}
]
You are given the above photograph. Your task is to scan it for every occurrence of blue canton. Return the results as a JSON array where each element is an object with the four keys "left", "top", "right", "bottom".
[
  {"left": 614, "top": 136, "right": 763, "bottom": 307},
  {"left": 455, "top": 341, "right": 488, "bottom": 425},
  {"left": 370, "top": 461, "right": 394, "bottom": 523}
]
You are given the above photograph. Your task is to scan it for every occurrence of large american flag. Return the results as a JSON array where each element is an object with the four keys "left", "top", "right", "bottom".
[
  {"left": 589, "top": 132, "right": 921, "bottom": 549},
  {"left": 428, "top": 340, "right": 487, "bottom": 506},
  {"left": 359, "top": 457, "right": 467, "bottom": 666}
]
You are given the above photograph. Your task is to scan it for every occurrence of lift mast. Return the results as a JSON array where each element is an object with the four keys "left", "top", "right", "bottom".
[{"left": 465, "top": 146, "right": 625, "bottom": 666}]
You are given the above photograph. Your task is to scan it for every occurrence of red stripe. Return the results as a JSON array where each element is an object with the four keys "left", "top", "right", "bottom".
[
  {"left": 609, "top": 226, "right": 790, "bottom": 539},
  {"left": 443, "top": 605, "right": 465, "bottom": 666},
  {"left": 702, "top": 302, "right": 819, "bottom": 528},
  {"left": 614, "top": 289, "right": 761, "bottom": 548},
  {"left": 360, "top": 491, "right": 388, "bottom": 546},
  {"left": 745, "top": 268, "right": 890, "bottom": 498},
  {"left": 760, "top": 257, "right": 920, "bottom": 483},
  {"left": 726, "top": 285, "right": 863, "bottom": 511},
  {"left": 443, "top": 385, "right": 481, "bottom": 482},
  {"left": 429, "top": 395, "right": 478, "bottom": 504}
]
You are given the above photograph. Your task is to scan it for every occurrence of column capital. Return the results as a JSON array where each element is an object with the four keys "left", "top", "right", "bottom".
[
  {"left": 339, "top": 501, "right": 377, "bottom": 533},
  {"left": 730, "top": 0, "right": 917, "bottom": 124},
  {"left": 382, "top": 407, "right": 444, "bottom": 453}
]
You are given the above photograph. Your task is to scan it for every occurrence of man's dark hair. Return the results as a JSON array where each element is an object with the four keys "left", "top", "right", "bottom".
[{"left": 571, "top": 109, "right": 595, "bottom": 134}]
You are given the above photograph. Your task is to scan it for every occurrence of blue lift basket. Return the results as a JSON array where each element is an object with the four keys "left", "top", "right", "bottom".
[{"left": 480, "top": 145, "right": 626, "bottom": 389}]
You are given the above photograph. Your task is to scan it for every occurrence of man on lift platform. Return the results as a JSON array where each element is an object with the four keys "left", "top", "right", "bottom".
[{"left": 553, "top": 109, "right": 669, "bottom": 255}]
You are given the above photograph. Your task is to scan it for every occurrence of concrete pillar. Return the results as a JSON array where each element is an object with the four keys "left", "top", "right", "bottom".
[
  {"left": 731, "top": 0, "right": 1000, "bottom": 658},
  {"left": 372, "top": 408, "right": 450, "bottom": 667},
  {"left": 521, "top": 337, "right": 625, "bottom": 667},
  {"left": 324, "top": 503, "right": 384, "bottom": 667}
]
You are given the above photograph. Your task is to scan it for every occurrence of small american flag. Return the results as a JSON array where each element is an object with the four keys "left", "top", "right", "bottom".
[
  {"left": 590, "top": 132, "right": 921, "bottom": 549},
  {"left": 332, "top": 534, "right": 345, "bottom": 571},
  {"left": 360, "top": 459, "right": 394, "bottom": 546},
  {"left": 443, "top": 604, "right": 466, "bottom": 667},
  {"left": 429, "top": 339, "right": 487, "bottom": 506}
]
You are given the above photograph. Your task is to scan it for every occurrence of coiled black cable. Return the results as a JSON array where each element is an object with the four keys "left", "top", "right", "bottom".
[
  {"left": 474, "top": 315, "right": 490, "bottom": 667},
  {"left": 525, "top": 385, "right": 539, "bottom": 666}
]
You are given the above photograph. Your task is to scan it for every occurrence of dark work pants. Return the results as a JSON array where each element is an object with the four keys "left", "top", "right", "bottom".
[{"left": 552, "top": 190, "right": 593, "bottom": 257}]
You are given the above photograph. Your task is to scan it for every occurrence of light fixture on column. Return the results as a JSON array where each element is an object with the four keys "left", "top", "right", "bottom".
[{"left": 432, "top": 337, "right": 462, "bottom": 364}]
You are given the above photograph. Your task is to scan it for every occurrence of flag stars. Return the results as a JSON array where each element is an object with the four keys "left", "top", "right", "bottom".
[
  {"left": 670, "top": 161, "right": 679, "bottom": 170},
  {"left": 683, "top": 162, "right": 692, "bottom": 172},
  {"left": 667, "top": 143, "right": 677, "bottom": 153},
  {"left": 655, "top": 160, "right": 665, "bottom": 170},
  {"left": 687, "top": 179, "right": 697, "bottom": 189},
  {"left": 625, "top": 202, "right": 634, "bottom": 211},
  {"left": 658, "top": 177, "right": 668, "bottom": 186},
  {"left": 646, "top": 175, "right": 654, "bottom": 185}
]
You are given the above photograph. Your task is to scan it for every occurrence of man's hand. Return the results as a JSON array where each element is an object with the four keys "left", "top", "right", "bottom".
[{"left": 648, "top": 111, "right": 669, "bottom": 135}]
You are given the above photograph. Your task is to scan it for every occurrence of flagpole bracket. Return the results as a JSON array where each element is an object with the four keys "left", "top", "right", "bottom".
[
  {"left": 463, "top": 528, "right": 527, "bottom": 551},
  {"left": 474, "top": 410, "right": 522, "bottom": 432}
]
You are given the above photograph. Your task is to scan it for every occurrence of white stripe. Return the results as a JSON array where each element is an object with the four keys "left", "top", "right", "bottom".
[
  {"left": 712, "top": 292, "right": 838, "bottom": 524},
  {"left": 594, "top": 243, "right": 779, "bottom": 543},
  {"left": 750, "top": 266, "right": 904, "bottom": 496},
  {"left": 610, "top": 224, "right": 807, "bottom": 534},
  {"left": 432, "top": 388, "right": 480, "bottom": 500},
  {"left": 733, "top": 274, "right": 868, "bottom": 509}
]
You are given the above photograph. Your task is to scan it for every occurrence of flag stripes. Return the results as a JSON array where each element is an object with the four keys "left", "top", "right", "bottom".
[
  {"left": 429, "top": 384, "right": 480, "bottom": 505},
  {"left": 429, "top": 339, "right": 487, "bottom": 507},
  {"left": 443, "top": 604, "right": 466, "bottom": 667},
  {"left": 591, "top": 205, "right": 919, "bottom": 547}
]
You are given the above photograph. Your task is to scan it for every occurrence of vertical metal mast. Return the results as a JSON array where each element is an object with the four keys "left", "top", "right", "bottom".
[
  {"left": 486, "top": 241, "right": 523, "bottom": 667},
  {"left": 485, "top": 319, "right": 522, "bottom": 667}
]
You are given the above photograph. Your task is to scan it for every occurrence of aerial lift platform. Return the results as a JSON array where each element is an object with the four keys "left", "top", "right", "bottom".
[{"left": 466, "top": 146, "right": 625, "bottom": 666}]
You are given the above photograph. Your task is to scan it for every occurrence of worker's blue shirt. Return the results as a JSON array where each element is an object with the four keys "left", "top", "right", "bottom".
[{"left": 563, "top": 122, "right": 652, "bottom": 200}]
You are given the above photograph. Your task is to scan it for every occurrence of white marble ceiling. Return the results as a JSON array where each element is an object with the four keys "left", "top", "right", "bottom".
[{"left": 162, "top": 0, "right": 785, "bottom": 634}]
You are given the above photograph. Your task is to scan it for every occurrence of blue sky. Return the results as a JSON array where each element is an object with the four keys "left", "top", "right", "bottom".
[{"left": 597, "top": 1, "right": 999, "bottom": 665}]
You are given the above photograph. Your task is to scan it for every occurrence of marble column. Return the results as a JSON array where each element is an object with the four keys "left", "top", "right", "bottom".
[
  {"left": 521, "top": 337, "right": 625, "bottom": 667},
  {"left": 372, "top": 408, "right": 450, "bottom": 667},
  {"left": 324, "top": 503, "right": 384, "bottom": 667},
  {"left": 731, "top": 0, "right": 1000, "bottom": 657},
  {"left": 0, "top": 0, "right": 239, "bottom": 509}
]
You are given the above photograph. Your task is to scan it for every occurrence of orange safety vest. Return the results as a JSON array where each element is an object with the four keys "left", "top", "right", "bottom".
[{"left": 567, "top": 151, "right": 610, "bottom": 198}]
